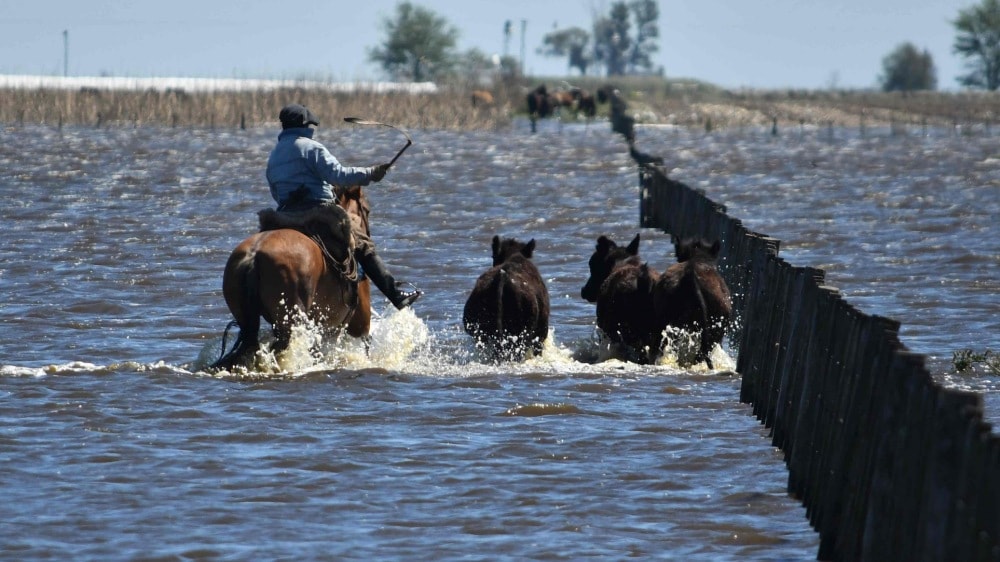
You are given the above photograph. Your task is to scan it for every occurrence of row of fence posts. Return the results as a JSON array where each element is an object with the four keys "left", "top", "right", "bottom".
[
  {"left": 637, "top": 166, "right": 999, "bottom": 561},
  {"left": 607, "top": 89, "right": 1000, "bottom": 560}
]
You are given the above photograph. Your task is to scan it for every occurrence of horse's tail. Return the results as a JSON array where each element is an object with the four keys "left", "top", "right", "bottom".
[
  {"left": 213, "top": 254, "right": 262, "bottom": 370},
  {"left": 238, "top": 256, "right": 262, "bottom": 341}
]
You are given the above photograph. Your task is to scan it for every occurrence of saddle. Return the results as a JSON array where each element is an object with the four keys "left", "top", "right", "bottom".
[{"left": 258, "top": 204, "right": 358, "bottom": 281}]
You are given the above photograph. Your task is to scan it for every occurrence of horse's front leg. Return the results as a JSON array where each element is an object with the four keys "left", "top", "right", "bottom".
[{"left": 271, "top": 324, "right": 293, "bottom": 356}]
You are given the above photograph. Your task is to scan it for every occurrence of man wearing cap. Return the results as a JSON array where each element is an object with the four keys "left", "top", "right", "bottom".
[{"left": 266, "top": 103, "right": 422, "bottom": 310}]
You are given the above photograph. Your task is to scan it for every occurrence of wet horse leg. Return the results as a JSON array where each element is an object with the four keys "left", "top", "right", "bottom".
[
  {"left": 212, "top": 313, "right": 261, "bottom": 371},
  {"left": 269, "top": 289, "right": 313, "bottom": 358}
]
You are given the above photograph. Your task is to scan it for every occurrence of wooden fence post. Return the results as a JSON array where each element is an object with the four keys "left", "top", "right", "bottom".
[{"left": 640, "top": 165, "right": 999, "bottom": 561}]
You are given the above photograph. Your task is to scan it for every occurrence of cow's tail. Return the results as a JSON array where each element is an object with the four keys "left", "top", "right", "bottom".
[
  {"left": 691, "top": 269, "right": 715, "bottom": 370},
  {"left": 493, "top": 267, "right": 508, "bottom": 336}
]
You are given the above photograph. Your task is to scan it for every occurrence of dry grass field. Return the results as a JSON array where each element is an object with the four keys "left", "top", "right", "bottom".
[{"left": 2, "top": 75, "right": 998, "bottom": 132}]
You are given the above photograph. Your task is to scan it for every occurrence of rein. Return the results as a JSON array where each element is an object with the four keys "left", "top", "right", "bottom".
[
  {"left": 310, "top": 233, "right": 359, "bottom": 284},
  {"left": 312, "top": 233, "right": 361, "bottom": 326},
  {"left": 217, "top": 320, "right": 240, "bottom": 365}
]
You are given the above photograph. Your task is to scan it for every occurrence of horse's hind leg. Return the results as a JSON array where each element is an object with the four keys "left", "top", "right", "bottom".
[
  {"left": 212, "top": 326, "right": 260, "bottom": 371},
  {"left": 698, "top": 332, "right": 717, "bottom": 370}
]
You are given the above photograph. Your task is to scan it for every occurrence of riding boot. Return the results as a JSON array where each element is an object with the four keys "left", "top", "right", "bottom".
[{"left": 358, "top": 252, "right": 423, "bottom": 309}]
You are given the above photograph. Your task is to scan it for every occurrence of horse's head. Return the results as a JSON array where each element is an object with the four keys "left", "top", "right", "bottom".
[
  {"left": 337, "top": 185, "right": 370, "bottom": 235},
  {"left": 581, "top": 233, "right": 641, "bottom": 302},
  {"left": 673, "top": 237, "right": 720, "bottom": 264},
  {"left": 491, "top": 235, "right": 536, "bottom": 266}
]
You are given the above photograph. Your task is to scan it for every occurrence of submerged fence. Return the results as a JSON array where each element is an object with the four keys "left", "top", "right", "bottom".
[{"left": 640, "top": 167, "right": 999, "bottom": 561}]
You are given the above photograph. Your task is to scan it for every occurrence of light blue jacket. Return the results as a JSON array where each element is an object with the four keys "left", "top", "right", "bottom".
[{"left": 266, "top": 127, "right": 374, "bottom": 205}]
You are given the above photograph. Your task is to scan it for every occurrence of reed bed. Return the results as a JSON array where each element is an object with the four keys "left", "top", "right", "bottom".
[
  {"left": 0, "top": 85, "right": 521, "bottom": 131},
  {"left": 3, "top": 77, "right": 999, "bottom": 132}
]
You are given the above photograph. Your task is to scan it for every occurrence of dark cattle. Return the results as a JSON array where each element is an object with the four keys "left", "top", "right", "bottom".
[
  {"left": 581, "top": 233, "right": 660, "bottom": 363},
  {"left": 550, "top": 89, "right": 576, "bottom": 109},
  {"left": 463, "top": 236, "right": 550, "bottom": 362},
  {"left": 572, "top": 88, "right": 597, "bottom": 118},
  {"left": 596, "top": 85, "right": 616, "bottom": 105},
  {"left": 526, "top": 84, "right": 555, "bottom": 133},
  {"left": 649, "top": 238, "right": 732, "bottom": 369}
]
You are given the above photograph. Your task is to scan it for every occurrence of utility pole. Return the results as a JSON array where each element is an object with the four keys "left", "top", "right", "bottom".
[
  {"left": 520, "top": 19, "right": 527, "bottom": 76},
  {"left": 63, "top": 30, "right": 68, "bottom": 77},
  {"left": 503, "top": 20, "right": 511, "bottom": 58}
]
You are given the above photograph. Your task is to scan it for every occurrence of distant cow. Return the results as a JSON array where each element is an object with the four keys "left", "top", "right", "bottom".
[
  {"left": 471, "top": 90, "right": 494, "bottom": 107},
  {"left": 596, "top": 85, "right": 613, "bottom": 105},
  {"left": 647, "top": 237, "right": 732, "bottom": 369},
  {"left": 463, "top": 236, "right": 550, "bottom": 362},
  {"left": 581, "top": 233, "right": 660, "bottom": 363},
  {"left": 526, "top": 84, "right": 555, "bottom": 133},
  {"left": 550, "top": 89, "right": 576, "bottom": 110},
  {"left": 571, "top": 87, "right": 597, "bottom": 118}
]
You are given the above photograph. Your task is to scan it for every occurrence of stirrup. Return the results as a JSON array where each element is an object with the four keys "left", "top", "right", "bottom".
[{"left": 392, "top": 281, "right": 424, "bottom": 309}]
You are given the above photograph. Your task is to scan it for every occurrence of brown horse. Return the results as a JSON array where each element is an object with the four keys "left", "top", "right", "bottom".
[
  {"left": 581, "top": 233, "right": 660, "bottom": 363},
  {"left": 463, "top": 236, "right": 550, "bottom": 362},
  {"left": 211, "top": 188, "right": 372, "bottom": 371},
  {"left": 646, "top": 237, "right": 732, "bottom": 369}
]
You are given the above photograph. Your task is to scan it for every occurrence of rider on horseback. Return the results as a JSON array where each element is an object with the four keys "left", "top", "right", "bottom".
[{"left": 266, "top": 103, "right": 422, "bottom": 310}]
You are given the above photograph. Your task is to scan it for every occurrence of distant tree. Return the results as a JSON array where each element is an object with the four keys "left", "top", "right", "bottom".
[
  {"left": 535, "top": 1, "right": 660, "bottom": 78},
  {"left": 367, "top": 1, "right": 459, "bottom": 82},
  {"left": 498, "top": 55, "right": 522, "bottom": 81},
  {"left": 627, "top": 0, "right": 660, "bottom": 74},
  {"left": 593, "top": 2, "right": 632, "bottom": 76},
  {"left": 879, "top": 42, "right": 937, "bottom": 92},
  {"left": 538, "top": 27, "right": 592, "bottom": 75},
  {"left": 953, "top": 0, "right": 1000, "bottom": 90},
  {"left": 448, "top": 48, "right": 499, "bottom": 86}
]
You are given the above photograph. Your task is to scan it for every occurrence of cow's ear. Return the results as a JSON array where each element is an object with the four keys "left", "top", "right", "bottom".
[
  {"left": 627, "top": 233, "right": 641, "bottom": 255},
  {"left": 596, "top": 235, "right": 614, "bottom": 252},
  {"left": 492, "top": 235, "right": 501, "bottom": 257},
  {"left": 674, "top": 239, "right": 688, "bottom": 261},
  {"left": 523, "top": 239, "right": 536, "bottom": 258}
]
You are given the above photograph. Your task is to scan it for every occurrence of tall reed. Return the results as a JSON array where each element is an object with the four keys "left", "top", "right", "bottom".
[{"left": 0, "top": 85, "right": 521, "bottom": 130}]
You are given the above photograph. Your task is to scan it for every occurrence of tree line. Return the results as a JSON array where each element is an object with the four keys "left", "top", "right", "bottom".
[{"left": 366, "top": 0, "right": 1000, "bottom": 91}]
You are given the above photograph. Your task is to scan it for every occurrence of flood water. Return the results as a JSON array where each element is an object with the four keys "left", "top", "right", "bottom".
[{"left": 1, "top": 116, "right": 996, "bottom": 560}]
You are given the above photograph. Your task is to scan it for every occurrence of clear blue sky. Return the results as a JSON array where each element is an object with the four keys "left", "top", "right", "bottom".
[{"left": 0, "top": 0, "right": 972, "bottom": 90}]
